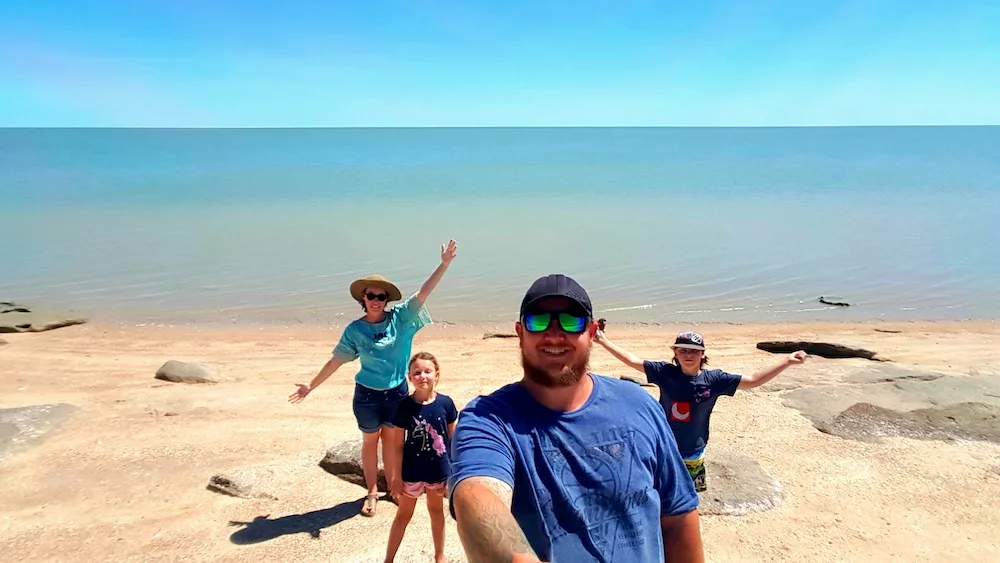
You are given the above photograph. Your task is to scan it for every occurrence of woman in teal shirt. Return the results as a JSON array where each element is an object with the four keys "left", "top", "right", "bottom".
[{"left": 288, "top": 239, "right": 458, "bottom": 517}]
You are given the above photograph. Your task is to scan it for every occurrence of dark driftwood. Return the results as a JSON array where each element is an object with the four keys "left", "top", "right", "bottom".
[
  {"left": 874, "top": 328, "right": 902, "bottom": 334},
  {"left": 0, "top": 301, "right": 87, "bottom": 333},
  {"left": 818, "top": 296, "right": 851, "bottom": 307},
  {"left": 620, "top": 374, "right": 654, "bottom": 387},
  {"left": 482, "top": 333, "right": 517, "bottom": 339},
  {"left": 756, "top": 341, "right": 886, "bottom": 361}
]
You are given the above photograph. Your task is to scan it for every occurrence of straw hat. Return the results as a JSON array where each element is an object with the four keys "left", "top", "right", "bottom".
[{"left": 350, "top": 274, "right": 402, "bottom": 302}]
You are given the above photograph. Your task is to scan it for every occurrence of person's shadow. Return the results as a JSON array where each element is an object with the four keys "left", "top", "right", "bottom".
[{"left": 228, "top": 498, "right": 366, "bottom": 544}]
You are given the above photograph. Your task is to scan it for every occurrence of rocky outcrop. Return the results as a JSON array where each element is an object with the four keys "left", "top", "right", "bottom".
[
  {"left": 207, "top": 473, "right": 279, "bottom": 500},
  {"left": 0, "top": 302, "right": 87, "bottom": 333},
  {"left": 205, "top": 453, "right": 322, "bottom": 501},
  {"left": 154, "top": 361, "right": 220, "bottom": 384},
  {"left": 319, "top": 438, "right": 388, "bottom": 492}
]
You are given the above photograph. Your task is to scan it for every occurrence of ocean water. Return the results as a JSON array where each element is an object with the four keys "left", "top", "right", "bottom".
[{"left": 2, "top": 127, "right": 998, "bottom": 325}]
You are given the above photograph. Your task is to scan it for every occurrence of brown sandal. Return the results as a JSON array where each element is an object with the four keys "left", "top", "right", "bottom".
[{"left": 360, "top": 494, "right": 378, "bottom": 517}]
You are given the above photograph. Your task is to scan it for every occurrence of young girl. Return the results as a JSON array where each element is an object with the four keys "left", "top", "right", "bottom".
[
  {"left": 596, "top": 327, "right": 807, "bottom": 492},
  {"left": 384, "top": 352, "right": 458, "bottom": 563}
]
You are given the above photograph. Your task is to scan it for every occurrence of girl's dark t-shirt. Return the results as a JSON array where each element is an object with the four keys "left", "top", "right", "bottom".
[{"left": 391, "top": 394, "right": 458, "bottom": 484}]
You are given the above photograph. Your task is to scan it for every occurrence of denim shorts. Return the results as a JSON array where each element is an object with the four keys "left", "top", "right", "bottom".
[{"left": 352, "top": 381, "right": 409, "bottom": 433}]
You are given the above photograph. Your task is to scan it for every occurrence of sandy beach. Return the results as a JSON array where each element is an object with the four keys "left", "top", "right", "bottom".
[{"left": 2, "top": 319, "right": 999, "bottom": 562}]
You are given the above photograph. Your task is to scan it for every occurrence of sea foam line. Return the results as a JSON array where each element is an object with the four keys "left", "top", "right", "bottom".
[{"left": 598, "top": 304, "right": 656, "bottom": 313}]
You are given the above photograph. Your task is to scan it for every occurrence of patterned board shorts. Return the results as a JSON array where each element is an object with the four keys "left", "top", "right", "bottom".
[{"left": 683, "top": 451, "right": 707, "bottom": 493}]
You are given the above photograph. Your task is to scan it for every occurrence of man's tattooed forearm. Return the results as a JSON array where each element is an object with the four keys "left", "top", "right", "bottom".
[
  {"left": 455, "top": 478, "right": 535, "bottom": 563},
  {"left": 464, "top": 505, "right": 534, "bottom": 560},
  {"left": 469, "top": 476, "right": 513, "bottom": 506}
]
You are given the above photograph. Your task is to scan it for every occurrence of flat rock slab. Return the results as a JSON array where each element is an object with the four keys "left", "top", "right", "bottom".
[
  {"left": 319, "top": 438, "right": 388, "bottom": 492},
  {"left": 208, "top": 473, "right": 280, "bottom": 500},
  {"left": 760, "top": 363, "right": 948, "bottom": 393},
  {"left": 155, "top": 360, "right": 220, "bottom": 384},
  {"left": 818, "top": 402, "right": 1000, "bottom": 444},
  {"left": 782, "top": 373, "right": 1000, "bottom": 443},
  {"left": 842, "top": 364, "right": 947, "bottom": 385},
  {"left": 0, "top": 302, "right": 87, "bottom": 333},
  {"left": 206, "top": 453, "right": 319, "bottom": 501},
  {"left": 699, "top": 450, "right": 783, "bottom": 516},
  {"left": 0, "top": 403, "right": 79, "bottom": 463}
]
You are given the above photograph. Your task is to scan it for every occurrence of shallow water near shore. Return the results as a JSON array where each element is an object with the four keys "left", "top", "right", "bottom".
[{"left": 3, "top": 126, "right": 999, "bottom": 324}]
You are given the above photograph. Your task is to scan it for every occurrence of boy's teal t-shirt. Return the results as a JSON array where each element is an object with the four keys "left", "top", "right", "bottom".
[{"left": 332, "top": 293, "right": 432, "bottom": 390}]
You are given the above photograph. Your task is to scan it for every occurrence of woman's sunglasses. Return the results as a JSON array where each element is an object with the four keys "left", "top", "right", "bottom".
[
  {"left": 365, "top": 292, "right": 388, "bottom": 301},
  {"left": 522, "top": 312, "right": 589, "bottom": 334}
]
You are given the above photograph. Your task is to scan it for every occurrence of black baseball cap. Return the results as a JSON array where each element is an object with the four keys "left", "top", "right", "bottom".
[
  {"left": 519, "top": 274, "right": 593, "bottom": 318},
  {"left": 673, "top": 330, "right": 706, "bottom": 350}
]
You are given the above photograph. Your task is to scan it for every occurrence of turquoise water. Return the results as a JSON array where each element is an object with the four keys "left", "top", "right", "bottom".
[{"left": 2, "top": 127, "right": 998, "bottom": 325}]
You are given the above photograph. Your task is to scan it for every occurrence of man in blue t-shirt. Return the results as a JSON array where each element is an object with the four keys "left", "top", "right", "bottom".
[
  {"left": 596, "top": 328, "right": 808, "bottom": 492},
  {"left": 448, "top": 274, "right": 704, "bottom": 563}
]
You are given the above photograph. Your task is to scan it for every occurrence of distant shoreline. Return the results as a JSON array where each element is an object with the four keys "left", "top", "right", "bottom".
[
  {"left": 4, "top": 124, "right": 1000, "bottom": 130},
  {"left": 59, "top": 316, "right": 996, "bottom": 335}
]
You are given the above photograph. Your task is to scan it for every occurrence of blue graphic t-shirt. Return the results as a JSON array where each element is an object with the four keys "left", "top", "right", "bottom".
[
  {"left": 448, "top": 373, "right": 699, "bottom": 563},
  {"left": 332, "top": 293, "right": 432, "bottom": 390},
  {"left": 391, "top": 394, "right": 459, "bottom": 484},
  {"left": 643, "top": 361, "right": 742, "bottom": 456}
]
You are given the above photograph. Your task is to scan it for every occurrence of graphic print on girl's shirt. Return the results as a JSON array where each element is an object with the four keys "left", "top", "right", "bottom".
[
  {"left": 411, "top": 417, "right": 449, "bottom": 456},
  {"left": 391, "top": 394, "right": 458, "bottom": 484}
]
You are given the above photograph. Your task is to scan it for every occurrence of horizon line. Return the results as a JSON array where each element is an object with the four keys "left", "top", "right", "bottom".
[{"left": 2, "top": 124, "right": 999, "bottom": 130}]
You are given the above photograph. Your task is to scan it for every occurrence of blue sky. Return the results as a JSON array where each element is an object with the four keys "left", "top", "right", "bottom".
[{"left": 1, "top": 1, "right": 998, "bottom": 127}]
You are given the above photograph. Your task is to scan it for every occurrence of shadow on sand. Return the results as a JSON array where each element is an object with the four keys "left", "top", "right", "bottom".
[{"left": 228, "top": 498, "right": 367, "bottom": 544}]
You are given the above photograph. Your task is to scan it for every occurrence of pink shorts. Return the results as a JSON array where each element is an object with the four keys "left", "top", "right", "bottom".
[{"left": 402, "top": 481, "right": 445, "bottom": 499}]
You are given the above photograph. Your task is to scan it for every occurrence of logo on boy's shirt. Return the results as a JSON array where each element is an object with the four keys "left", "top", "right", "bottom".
[
  {"left": 372, "top": 331, "right": 387, "bottom": 341},
  {"left": 670, "top": 401, "right": 691, "bottom": 422},
  {"left": 692, "top": 385, "right": 711, "bottom": 404}
]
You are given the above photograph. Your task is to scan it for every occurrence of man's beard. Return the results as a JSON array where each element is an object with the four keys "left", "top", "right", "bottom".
[{"left": 521, "top": 349, "right": 590, "bottom": 388}]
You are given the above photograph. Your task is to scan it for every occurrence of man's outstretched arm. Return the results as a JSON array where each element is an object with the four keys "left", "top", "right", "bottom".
[
  {"left": 661, "top": 509, "right": 705, "bottom": 562},
  {"left": 452, "top": 476, "right": 541, "bottom": 563}
]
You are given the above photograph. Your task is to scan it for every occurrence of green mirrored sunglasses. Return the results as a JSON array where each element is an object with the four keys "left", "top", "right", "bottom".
[{"left": 522, "top": 312, "right": 589, "bottom": 334}]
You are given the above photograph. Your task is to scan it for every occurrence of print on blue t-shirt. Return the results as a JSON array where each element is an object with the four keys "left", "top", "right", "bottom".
[
  {"left": 332, "top": 292, "right": 432, "bottom": 390},
  {"left": 391, "top": 394, "right": 458, "bottom": 484},
  {"left": 642, "top": 361, "right": 742, "bottom": 456},
  {"left": 448, "top": 373, "right": 699, "bottom": 563}
]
